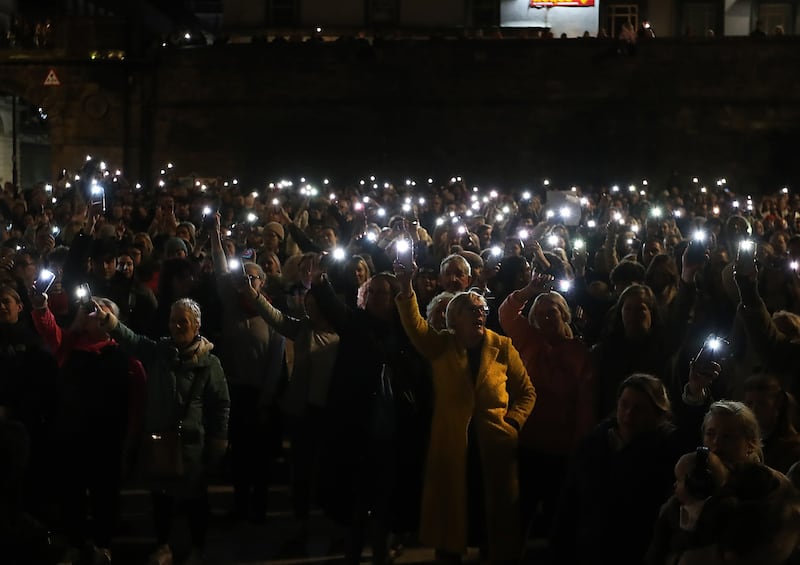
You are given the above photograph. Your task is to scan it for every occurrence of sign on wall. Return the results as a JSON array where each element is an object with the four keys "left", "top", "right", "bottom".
[{"left": 530, "top": 0, "right": 595, "bottom": 6}]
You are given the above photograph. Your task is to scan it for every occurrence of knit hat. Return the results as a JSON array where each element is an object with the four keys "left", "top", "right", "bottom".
[
  {"left": 264, "top": 222, "right": 285, "bottom": 241},
  {"left": 164, "top": 237, "right": 188, "bottom": 257}
]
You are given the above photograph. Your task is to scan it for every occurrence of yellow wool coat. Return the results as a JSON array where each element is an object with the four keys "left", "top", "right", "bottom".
[{"left": 396, "top": 293, "right": 536, "bottom": 560}]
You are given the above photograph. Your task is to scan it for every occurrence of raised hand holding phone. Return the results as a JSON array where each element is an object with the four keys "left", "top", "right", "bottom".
[
  {"left": 33, "top": 268, "right": 56, "bottom": 296},
  {"left": 734, "top": 239, "right": 757, "bottom": 280},
  {"left": 395, "top": 219, "right": 414, "bottom": 270},
  {"left": 687, "top": 335, "right": 726, "bottom": 397}
]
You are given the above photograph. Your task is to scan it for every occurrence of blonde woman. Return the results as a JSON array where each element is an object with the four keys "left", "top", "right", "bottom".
[
  {"left": 701, "top": 400, "right": 763, "bottom": 466},
  {"left": 394, "top": 262, "right": 535, "bottom": 563},
  {"left": 498, "top": 272, "right": 594, "bottom": 538}
]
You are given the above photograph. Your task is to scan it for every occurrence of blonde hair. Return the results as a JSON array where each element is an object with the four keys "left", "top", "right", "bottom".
[
  {"left": 445, "top": 291, "right": 487, "bottom": 331},
  {"left": 773, "top": 310, "right": 800, "bottom": 342},
  {"left": 529, "top": 291, "right": 573, "bottom": 338},
  {"left": 703, "top": 400, "right": 763, "bottom": 463},
  {"left": 426, "top": 291, "right": 455, "bottom": 325}
]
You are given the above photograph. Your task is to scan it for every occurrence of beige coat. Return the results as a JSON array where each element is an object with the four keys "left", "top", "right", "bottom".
[{"left": 396, "top": 293, "right": 536, "bottom": 560}]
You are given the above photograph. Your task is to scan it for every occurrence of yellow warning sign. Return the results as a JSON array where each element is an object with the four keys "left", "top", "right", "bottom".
[{"left": 43, "top": 68, "right": 61, "bottom": 86}]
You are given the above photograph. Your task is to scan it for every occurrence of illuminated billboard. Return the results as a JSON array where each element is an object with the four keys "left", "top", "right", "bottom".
[{"left": 530, "top": 0, "right": 595, "bottom": 6}]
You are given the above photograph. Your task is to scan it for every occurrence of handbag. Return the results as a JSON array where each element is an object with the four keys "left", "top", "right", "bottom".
[
  {"left": 141, "top": 370, "right": 204, "bottom": 481},
  {"left": 142, "top": 429, "right": 184, "bottom": 480}
]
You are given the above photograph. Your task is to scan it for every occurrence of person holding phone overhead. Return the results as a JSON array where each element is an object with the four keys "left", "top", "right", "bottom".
[
  {"left": 735, "top": 238, "right": 800, "bottom": 370},
  {"left": 393, "top": 260, "right": 535, "bottom": 564},
  {"left": 96, "top": 297, "right": 229, "bottom": 565},
  {"left": 30, "top": 289, "right": 145, "bottom": 565}
]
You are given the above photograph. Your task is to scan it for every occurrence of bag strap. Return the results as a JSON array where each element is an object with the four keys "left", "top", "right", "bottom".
[{"left": 175, "top": 368, "right": 206, "bottom": 428}]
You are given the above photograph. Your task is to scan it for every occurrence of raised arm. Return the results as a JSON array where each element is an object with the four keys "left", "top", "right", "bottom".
[
  {"left": 99, "top": 307, "right": 160, "bottom": 367},
  {"left": 257, "top": 291, "right": 305, "bottom": 338},
  {"left": 308, "top": 257, "right": 354, "bottom": 336},
  {"left": 30, "top": 295, "right": 62, "bottom": 355},
  {"left": 394, "top": 262, "right": 448, "bottom": 360},
  {"left": 498, "top": 272, "right": 552, "bottom": 345},
  {"left": 209, "top": 212, "right": 229, "bottom": 277},
  {"left": 736, "top": 274, "right": 800, "bottom": 371}
]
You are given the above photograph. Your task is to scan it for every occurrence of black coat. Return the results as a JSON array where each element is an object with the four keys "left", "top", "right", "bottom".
[
  {"left": 311, "top": 278, "right": 431, "bottom": 530},
  {"left": 552, "top": 420, "right": 684, "bottom": 565}
]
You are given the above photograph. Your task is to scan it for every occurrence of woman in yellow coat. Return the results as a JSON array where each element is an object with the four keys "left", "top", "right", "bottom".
[{"left": 394, "top": 263, "right": 536, "bottom": 564}]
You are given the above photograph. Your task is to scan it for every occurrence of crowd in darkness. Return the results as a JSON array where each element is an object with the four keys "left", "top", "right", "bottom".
[{"left": 3, "top": 162, "right": 800, "bottom": 565}]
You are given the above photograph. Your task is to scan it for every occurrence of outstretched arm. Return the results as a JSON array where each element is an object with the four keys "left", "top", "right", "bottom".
[{"left": 394, "top": 261, "right": 448, "bottom": 360}]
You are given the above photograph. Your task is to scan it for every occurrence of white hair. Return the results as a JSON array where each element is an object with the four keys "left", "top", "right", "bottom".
[
  {"left": 92, "top": 296, "right": 120, "bottom": 318},
  {"left": 445, "top": 291, "right": 488, "bottom": 331},
  {"left": 440, "top": 254, "right": 472, "bottom": 278},
  {"left": 172, "top": 298, "right": 202, "bottom": 327},
  {"left": 426, "top": 291, "right": 455, "bottom": 324}
]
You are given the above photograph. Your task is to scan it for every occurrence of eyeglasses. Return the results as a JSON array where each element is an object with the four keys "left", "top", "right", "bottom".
[{"left": 247, "top": 274, "right": 262, "bottom": 281}]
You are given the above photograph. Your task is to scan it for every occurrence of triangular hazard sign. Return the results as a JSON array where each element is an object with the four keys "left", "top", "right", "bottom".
[{"left": 43, "top": 69, "right": 61, "bottom": 86}]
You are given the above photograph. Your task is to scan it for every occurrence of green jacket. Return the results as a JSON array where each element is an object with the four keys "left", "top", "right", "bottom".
[{"left": 112, "top": 322, "right": 230, "bottom": 471}]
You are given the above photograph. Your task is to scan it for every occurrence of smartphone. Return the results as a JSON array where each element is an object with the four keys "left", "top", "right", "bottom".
[
  {"left": 90, "top": 184, "right": 106, "bottom": 213},
  {"left": 202, "top": 207, "right": 215, "bottom": 230},
  {"left": 34, "top": 269, "right": 56, "bottom": 294},
  {"left": 686, "top": 231, "right": 709, "bottom": 263},
  {"left": 735, "top": 239, "right": 757, "bottom": 277},
  {"left": 227, "top": 258, "right": 246, "bottom": 278},
  {"left": 395, "top": 238, "right": 414, "bottom": 269},
  {"left": 74, "top": 283, "right": 96, "bottom": 313},
  {"left": 696, "top": 334, "right": 731, "bottom": 364}
]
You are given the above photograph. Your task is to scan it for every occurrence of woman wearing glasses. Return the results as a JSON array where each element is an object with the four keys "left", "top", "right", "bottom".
[{"left": 394, "top": 263, "right": 536, "bottom": 564}]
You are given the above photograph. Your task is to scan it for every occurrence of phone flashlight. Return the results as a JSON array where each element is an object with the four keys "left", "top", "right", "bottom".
[
  {"left": 574, "top": 239, "right": 585, "bottom": 251},
  {"left": 650, "top": 207, "right": 662, "bottom": 218},
  {"left": 228, "top": 258, "right": 242, "bottom": 272},
  {"left": 202, "top": 206, "right": 212, "bottom": 217},
  {"left": 791, "top": 261, "right": 799, "bottom": 271},
  {"left": 75, "top": 283, "right": 95, "bottom": 312},
  {"left": 491, "top": 246, "right": 503, "bottom": 257},
  {"left": 693, "top": 230, "right": 707, "bottom": 243},
  {"left": 738, "top": 240, "right": 755, "bottom": 253},
  {"left": 698, "top": 334, "right": 730, "bottom": 363},
  {"left": 558, "top": 280, "right": 572, "bottom": 293},
  {"left": 332, "top": 247, "right": 346, "bottom": 261},
  {"left": 51, "top": 226, "right": 60, "bottom": 235},
  {"left": 75, "top": 284, "right": 90, "bottom": 301},
  {"left": 547, "top": 235, "right": 559, "bottom": 246},
  {"left": 246, "top": 213, "right": 258, "bottom": 223},
  {"left": 36, "top": 269, "right": 56, "bottom": 294},
  {"left": 518, "top": 229, "right": 529, "bottom": 240}
]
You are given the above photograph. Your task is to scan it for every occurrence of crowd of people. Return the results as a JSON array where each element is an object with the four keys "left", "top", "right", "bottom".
[{"left": 2, "top": 162, "right": 800, "bottom": 565}]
